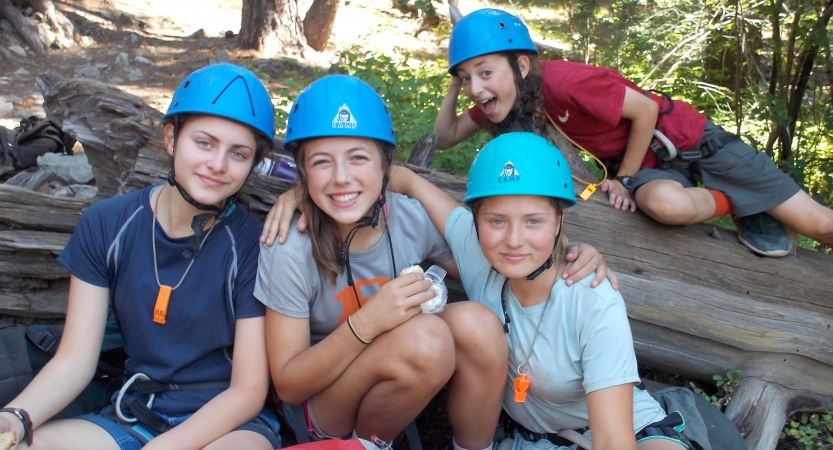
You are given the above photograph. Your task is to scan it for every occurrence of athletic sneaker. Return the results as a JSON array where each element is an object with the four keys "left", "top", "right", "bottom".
[{"left": 735, "top": 212, "right": 792, "bottom": 257}]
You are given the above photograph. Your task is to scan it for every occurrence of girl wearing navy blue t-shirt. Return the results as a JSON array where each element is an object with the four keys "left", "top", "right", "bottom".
[{"left": 0, "top": 64, "right": 280, "bottom": 450}]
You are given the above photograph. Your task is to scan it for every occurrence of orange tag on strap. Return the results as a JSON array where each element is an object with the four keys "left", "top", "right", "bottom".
[
  {"left": 514, "top": 373, "right": 530, "bottom": 403},
  {"left": 153, "top": 285, "right": 172, "bottom": 324},
  {"left": 579, "top": 184, "right": 597, "bottom": 201}
]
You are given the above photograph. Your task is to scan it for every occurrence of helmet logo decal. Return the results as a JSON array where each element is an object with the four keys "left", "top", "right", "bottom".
[
  {"left": 332, "top": 104, "right": 358, "bottom": 129},
  {"left": 499, "top": 160, "right": 520, "bottom": 182}
]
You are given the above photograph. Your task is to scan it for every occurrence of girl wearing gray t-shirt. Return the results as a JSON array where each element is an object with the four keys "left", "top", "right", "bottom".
[{"left": 254, "top": 75, "right": 508, "bottom": 450}]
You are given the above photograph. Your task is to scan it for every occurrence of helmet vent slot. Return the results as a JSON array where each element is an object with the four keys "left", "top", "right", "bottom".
[
  {"left": 498, "top": 22, "right": 505, "bottom": 28},
  {"left": 183, "top": 80, "right": 191, "bottom": 89}
]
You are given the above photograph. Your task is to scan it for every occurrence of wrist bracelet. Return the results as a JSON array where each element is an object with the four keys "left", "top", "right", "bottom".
[
  {"left": 0, "top": 407, "right": 33, "bottom": 446},
  {"left": 347, "top": 316, "right": 372, "bottom": 345}
]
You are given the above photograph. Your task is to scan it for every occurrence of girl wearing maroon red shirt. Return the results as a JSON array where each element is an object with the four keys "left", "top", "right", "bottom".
[{"left": 435, "top": 8, "right": 833, "bottom": 257}]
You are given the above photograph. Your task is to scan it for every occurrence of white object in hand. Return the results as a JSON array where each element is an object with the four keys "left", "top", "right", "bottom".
[{"left": 400, "top": 265, "right": 448, "bottom": 314}]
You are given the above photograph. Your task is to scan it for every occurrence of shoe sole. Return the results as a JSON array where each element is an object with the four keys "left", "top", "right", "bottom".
[{"left": 737, "top": 235, "right": 791, "bottom": 257}]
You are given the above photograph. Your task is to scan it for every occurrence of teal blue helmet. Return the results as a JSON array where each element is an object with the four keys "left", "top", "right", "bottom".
[
  {"left": 448, "top": 8, "right": 538, "bottom": 75},
  {"left": 465, "top": 132, "right": 576, "bottom": 207},
  {"left": 283, "top": 75, "right": 396, "bottom": 154},
  {"left": 164, "top": 63, "right": 275, "bottom": 144}
]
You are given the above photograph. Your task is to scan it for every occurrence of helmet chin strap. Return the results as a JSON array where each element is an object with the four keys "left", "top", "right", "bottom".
[
  {"left": 526, "top": 220, "right": 563, "bottom": 280},
  {"left": 497, "top": 53, "right": 533, "bottom": 133},
  {"left": 166, "top": 116, "right": 239, "bottom": 258},
  {"left": 338, "top": 176, "right": 389, "bottom": 273}
]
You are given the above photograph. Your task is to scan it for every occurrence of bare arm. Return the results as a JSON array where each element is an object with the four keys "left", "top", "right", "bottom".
[
  {"left": 434, "top": 78, "right": 481, "bottom": 149},
  {"left": 265, "top": 273, "right": 434, "bottom": 405},
  {"left": 0, "top": 276, "right": 109, "bottom": 438},
  {"left": 600, "top": 87, "right": 658, "bottom": 212},
  {"left": 586, "top": 384, "right": 638, "bottom": 450},
  {"left": 388, "top": 165, "right": 459, "bottom": 239},
  {"left": 144, "top": 317, "right": 270, "bottom": 449}
]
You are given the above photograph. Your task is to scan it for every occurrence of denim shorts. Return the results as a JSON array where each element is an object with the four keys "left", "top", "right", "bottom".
[{"left": 78, "top": 408, "right": 281, "bottom": 450}]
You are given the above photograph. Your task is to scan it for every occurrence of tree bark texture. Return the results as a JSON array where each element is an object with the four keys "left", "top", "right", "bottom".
[
  {"left": 1, "top": 75, "right": 831, "bottom": 450},
  {"left": 303, "top": 0, "right": 339, "bottom": 52},
  {"left": 239, "top": 0, "right": 306, "bottom": 57},
  {"left": 0, "top": 0, "right": 45, "bottom": 54},
  {"left": 27, "top": 0, "right": 76, "bottom": 48}
]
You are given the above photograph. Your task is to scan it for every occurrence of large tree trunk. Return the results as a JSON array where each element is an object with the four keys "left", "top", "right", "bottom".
[
  {"left": 4, "top": 75, "right": 833, "bottom": 450},
  {"left": 239, "top": 0, "right": 306, "bottom": 57},
  {"left": 303, "top": 0, "right": 339, "bottom": 52}
]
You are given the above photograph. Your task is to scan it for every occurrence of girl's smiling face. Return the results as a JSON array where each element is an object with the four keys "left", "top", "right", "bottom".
[
  {"left": 475, "top": 195, "right": 562, "bottom": 279},
  {"left": 301, "top": 136, "right": 386, "bottom": 236},
  {"left": 164, "top": 115, "right": 257, "bottom": 208},
  {"left": 457, "top": 53, "right": 529, "bottom": 124}
]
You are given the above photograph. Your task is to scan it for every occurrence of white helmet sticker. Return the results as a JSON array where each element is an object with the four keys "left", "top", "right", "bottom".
[
  {"left": 332, "top": 104, "right": 358, "bottom": 129},
  {"left": 500, "top": 160, "right": 519, "bottom": 177}
]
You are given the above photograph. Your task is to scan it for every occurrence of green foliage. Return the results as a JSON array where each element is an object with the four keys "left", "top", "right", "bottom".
[
  {"left": 394, "top": 0, "right": 437, "bottom": 19},
  {"left": 535, "top": 0, "right": 833, "bottom": 245},
  {"left": 689, "top": 368, "right": 741, "bottom": 410},
  {"left": 780, "top": 412, "right": 833, "bottom": 449},
  {"left": 338, "top": 50, "right": 488, "bottom": 174}
]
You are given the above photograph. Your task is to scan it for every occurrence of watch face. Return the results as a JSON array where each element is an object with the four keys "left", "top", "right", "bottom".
[{"left": 618, "top": 176, "right": 634, "bottom": 189}]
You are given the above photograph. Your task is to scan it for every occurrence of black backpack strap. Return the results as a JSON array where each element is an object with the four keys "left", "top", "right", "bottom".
[
  {"left": 285, "top": 402, "right": 310, "bottom": 444},
  {"left": 404, "top": 420, "right": 423, "bottom": 450},
  {"left": 0, "top": 126, "right": 19, "bottom": 174}
]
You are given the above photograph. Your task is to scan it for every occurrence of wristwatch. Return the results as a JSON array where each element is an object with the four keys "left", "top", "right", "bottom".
[
  {"left": 616, "top": 175, "right": 635, "bottom": 189},
  {"left": 0, "top": 407, "right": 33, "bottom": 446}
]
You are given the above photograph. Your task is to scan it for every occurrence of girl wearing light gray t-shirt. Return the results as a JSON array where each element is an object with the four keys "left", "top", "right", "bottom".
[{"left": 390, "top": 133, "right": 691, "bottom": 450}]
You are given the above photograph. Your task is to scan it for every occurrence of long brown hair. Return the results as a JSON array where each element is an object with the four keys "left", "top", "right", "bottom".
[
  {"left": 482, "top": 52, "right": 548, "bottom": 139},
  {"left": 294, "top": 139, "right": 394, "bottom": 285}
]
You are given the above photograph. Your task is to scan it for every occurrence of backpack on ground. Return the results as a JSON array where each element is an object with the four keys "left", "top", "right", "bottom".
[
  {"left": 0, "top": 317, "right": 125, "bottom": 418},
  {"left": 0, "top": 116, "right": 76, "bottom": 177},
  {"left": 650, "top": 386, "right": 749, "bottom": 450}
]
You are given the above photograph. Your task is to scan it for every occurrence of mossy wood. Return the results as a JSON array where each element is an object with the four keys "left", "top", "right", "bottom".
[{"left": 0, "top": 75, "right": 830, "bottom": 450}]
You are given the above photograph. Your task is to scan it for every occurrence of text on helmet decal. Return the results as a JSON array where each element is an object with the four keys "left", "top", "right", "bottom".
[
  {"left": 332, "top": 104, "right": 358, "bottom": 129},
  {"left": 499, "top": 160, "right": 520, "bottom": 182}
]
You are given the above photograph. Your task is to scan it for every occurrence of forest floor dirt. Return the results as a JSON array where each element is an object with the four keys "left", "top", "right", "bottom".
[{"left": 0, "top": 0, "right": 463, "bottom": 132}]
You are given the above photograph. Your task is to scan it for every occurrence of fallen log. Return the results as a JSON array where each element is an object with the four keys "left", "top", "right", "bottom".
[{"left": 1, "top": 75, "right": 827, "bottom": 450}]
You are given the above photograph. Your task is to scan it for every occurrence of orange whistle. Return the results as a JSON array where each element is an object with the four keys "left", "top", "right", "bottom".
[
  {"left": 153, "top": 285, "right": 172, "bottom": 324},
  {"left": 514, "top": 373, "right": 530, "bottom": 403},
  {"left": 579, "top": 184, "right": 597, "bottom": 201}
]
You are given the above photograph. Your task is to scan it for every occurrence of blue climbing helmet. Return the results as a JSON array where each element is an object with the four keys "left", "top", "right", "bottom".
[
  {"left": 283, "top": 75, "right": 396, "bottom": 153},
  {"left": 465, "top": 132, "right": 576, "bottom": 207},
  {"left": 448, "top": 8, "right": 538, "bottom": 75},
  {"left": 163, "top": 63, "right": 275, "bottom": 219},
  {"left": 164, "top": 63, "right": 275, "bottom": 145},
  {"left": 466, "top": 132, "right": 575, "bottom": 281}
]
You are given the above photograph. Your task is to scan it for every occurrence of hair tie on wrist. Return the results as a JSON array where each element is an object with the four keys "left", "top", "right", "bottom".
[{"left": 347, "top": 316, "right": 372, "bottom": 345}]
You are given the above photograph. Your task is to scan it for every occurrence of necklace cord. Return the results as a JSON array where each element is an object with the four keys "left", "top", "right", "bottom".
[{"left": 152, "top": 185, "right": 218, "bottom": 290}]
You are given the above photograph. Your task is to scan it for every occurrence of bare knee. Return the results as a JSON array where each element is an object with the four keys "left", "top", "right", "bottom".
[
  {"left": 802, "top": 208, "right": 833, "bottom": 242},
  {"left": 638, "top": 187, "right": 698, "bottom": 225},
  {"left": 387, "top": 315, "right": 455, "bottom": 386},
  {"left": 442, "top": 302, "right": 507, "bottom": 366}
]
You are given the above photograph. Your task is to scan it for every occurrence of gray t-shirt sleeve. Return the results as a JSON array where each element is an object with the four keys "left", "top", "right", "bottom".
[
  {"left": 254, "top": 231, "right": 314, "bottom": 319},
  {"left": 576, "top": 282, "right": 640, "bottom": 393},
  {"left": 388, "top": 193, "right": 453, "bottom": 265},
  {"left": 445, "top": 207, "right": 491, "bottom": 293}
]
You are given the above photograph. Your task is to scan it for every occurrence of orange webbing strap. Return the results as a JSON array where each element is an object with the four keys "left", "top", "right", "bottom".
[{"left": 544, "top": 110, "right": 608, "bottom": 201}]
